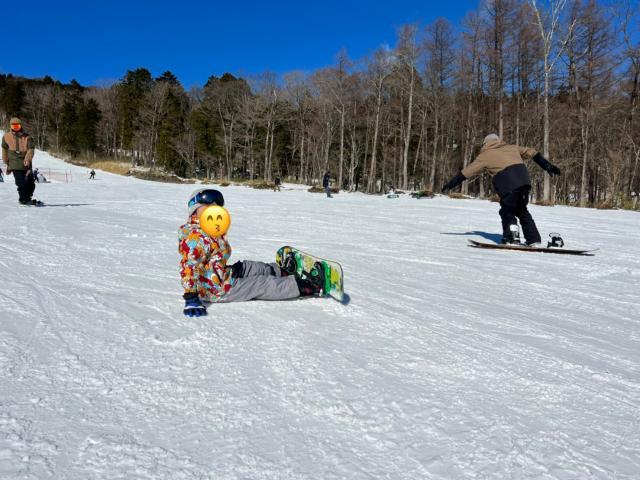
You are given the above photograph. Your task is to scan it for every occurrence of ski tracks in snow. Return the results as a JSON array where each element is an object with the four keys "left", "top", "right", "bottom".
[{"left": 0, "top": 150, "right": 639, "bottom": 478}]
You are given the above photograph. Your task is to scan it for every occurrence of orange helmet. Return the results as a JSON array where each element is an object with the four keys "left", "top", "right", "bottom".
[{"left": 9, "top": 117, "right": 22, "bottom": 132}]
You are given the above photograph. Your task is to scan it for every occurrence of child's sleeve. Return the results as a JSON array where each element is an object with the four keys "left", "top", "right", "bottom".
[
  {"left": 208, "top": 237, "right": 231, "bottom": 284},
  {"left": 179, "top": 230, "right": 211, "bottom": 293}
]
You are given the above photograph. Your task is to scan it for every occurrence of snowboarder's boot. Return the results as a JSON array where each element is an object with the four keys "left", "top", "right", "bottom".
[
  {"left": 502, "top": 224, "right": 521, "bottom": 245},
  {"left": 295, "top": 262, "right": 326, "bottom": 297},
  {"left": 19, "top": 198, "right": 44, "bottom": 207},
  {"left": 281, "top": 252, "right": 298, "bottom": 275}
]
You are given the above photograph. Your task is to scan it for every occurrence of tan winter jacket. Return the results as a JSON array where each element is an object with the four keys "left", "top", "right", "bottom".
[
  {"left": 462, "top": 140, "right": 536, "bottom": 178},
  {"left": 462, "top": 140, "right": 537, "bottom": 197},
  {"left": 2, "top": 131, "right": 35, "bottom": 172}
]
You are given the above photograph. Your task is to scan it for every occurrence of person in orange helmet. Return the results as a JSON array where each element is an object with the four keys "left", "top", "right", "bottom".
[{"left": 2, "top": 117, "right": 42, "bottom": 206}]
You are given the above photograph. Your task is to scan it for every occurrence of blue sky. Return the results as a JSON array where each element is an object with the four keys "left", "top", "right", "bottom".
[{"left": 1, "top": 0, "right": 477, "bottom": 88}]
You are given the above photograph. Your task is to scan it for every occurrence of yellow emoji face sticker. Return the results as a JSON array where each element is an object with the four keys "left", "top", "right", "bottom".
[{"left": 199, "top": 205, "right": 231, "bottom": 237}]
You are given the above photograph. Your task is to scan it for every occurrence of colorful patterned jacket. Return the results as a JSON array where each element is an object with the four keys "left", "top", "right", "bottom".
[{"left": 178, "top": 216, "right": 235, "bottom": 301}]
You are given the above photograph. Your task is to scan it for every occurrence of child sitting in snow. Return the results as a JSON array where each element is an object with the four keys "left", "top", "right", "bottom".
[{"left": 178, "top": 188, "right": 324, "bottom": 317}]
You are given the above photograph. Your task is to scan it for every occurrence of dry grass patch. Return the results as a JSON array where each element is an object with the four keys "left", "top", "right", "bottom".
[
  {"left": 411, "top": 190, "right": 434, "bottom": 199},
  {"left": 129, "top": 170, "right": 187, "bottom": 183},
  {"left": 308, "top": 186, "right": 339, "bottom": 194},
  {"left": 447, "top": 192, "right": 467, "bottom": 199},
  {"left": 91, "top": 161, "right": 131, "bottom": 176}
]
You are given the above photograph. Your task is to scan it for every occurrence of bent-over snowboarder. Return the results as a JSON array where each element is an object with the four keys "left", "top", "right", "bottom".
[{"left": 442, "top": 133, "right": 561, "bottom": 246}]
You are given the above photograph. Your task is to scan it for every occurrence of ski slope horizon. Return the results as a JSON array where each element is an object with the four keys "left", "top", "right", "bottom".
[{"left": 1, "top": 149, "right": 639, "bottom": 479}]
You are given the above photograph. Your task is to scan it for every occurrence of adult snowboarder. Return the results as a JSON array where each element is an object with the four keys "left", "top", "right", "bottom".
[
  {"left": 322, "top": 171, "right": 332, "bottom": 198},
  {"left": 178, "top": 188, "right": 325, "bottom": 317},
  {"left": 89, "top": 169, "right": 96, "bottom": 180},
  {"left": 2, "top": 117, "right": 42, "bottom": 205},
  {"left": 442, "top": 134, "right": 561, "bottom": 245},
  {"left": 273, "top": 175, "right": 281, "bottom": 192}
]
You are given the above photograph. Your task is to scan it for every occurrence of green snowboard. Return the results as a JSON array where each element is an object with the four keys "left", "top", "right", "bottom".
[{"left": 276, "top": 246, "right": 345, "bottom": 303}]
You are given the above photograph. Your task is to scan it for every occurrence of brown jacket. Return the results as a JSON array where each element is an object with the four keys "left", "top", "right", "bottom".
[
  {"left": 462, "top": 140, "right": 536, "bottom": 178},
  {"left": 2, "top": 131, "right": 35, "bottom": 172},
  {"left": 462, "top": 140, "right": 537, "bottom": 197}
]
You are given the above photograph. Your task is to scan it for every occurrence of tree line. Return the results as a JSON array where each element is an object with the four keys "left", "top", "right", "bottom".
[{"left": 1, "top": 0, "right": 638, "bottom": 208}]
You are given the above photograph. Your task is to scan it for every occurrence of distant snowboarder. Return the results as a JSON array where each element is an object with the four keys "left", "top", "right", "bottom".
[
  {"left": 274, "top": 175, "right": 281, "bottom": 192},
  {"left": 89, "top": 169, "right": 96, "bottom": 180},
  {"left": 442, "top": 133, "right": 561, "bottom": 246},
  {"left": 323, "top": 171, "right": 332, "bottom": 198},
  {"left": 1, "top": 117, "right": 43, "bottom": 206},
  {"left": 0, "top": 168, "right": 4, "bottom": 182},
  {"left": 33, "top": 168, "right": 40, "bottom": 182},
  {"left": 178, "top": 188, "right": 325, "bottom": 317}
]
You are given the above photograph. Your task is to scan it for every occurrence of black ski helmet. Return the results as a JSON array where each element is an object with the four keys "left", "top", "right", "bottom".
[{"left": 187, "top": 188, "right": 225, "bottom": 217}]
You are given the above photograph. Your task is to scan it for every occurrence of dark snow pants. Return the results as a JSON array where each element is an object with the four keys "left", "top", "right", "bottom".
[
  {"left": 499, "top": 186, "right": 541, "bottom": 244},
  {"left": 217, "top": 260, "right": 300, "bottom": 302},
  {"left": 12, "top": 170, "right": 36, "bottom": 203}
]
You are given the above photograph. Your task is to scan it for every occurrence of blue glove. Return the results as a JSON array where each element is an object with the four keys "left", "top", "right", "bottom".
[{"left": 183, "top": 293, "right": 207, "bottom": 317}]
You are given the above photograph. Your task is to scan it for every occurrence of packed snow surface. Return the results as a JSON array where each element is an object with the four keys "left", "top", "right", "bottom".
[{"left": 1, "top": 149, "right": 639, "bottom": 479}]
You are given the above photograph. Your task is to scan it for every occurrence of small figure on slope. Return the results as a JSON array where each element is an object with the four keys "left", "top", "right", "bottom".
[
  {"left": 322, "top": 171, "right": 333, "bottom": 198},
  {"left": 442, "top": 133, "right": 561, "bottom": 246},
  {"left": 273, "top": 175, "right": 281, "bottom": 192},
  {"left": 89, "top": 169, "right": 96, "bottom": 180},
  {"left": 178, "top": 188, "right": 325, "bottom": 317}
]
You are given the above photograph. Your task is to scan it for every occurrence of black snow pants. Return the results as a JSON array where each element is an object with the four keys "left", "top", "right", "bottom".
[
  {"left": 498, "top": 185, "right": 541, "bottom": 244},
  {"left": 12, "top": 170, "right": 36, "bottom": 203}
]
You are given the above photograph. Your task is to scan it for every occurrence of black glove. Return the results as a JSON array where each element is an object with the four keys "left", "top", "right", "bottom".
[
  {"left": 533, "top": 153, "right": 561, "bottom": 176},
  {"left": 183, "top": 293, "right": 207, "bottom": 317},
  {"left": 228, "top": 261, "right": 244, "bottom": 279},
  {"left": 442, "top": 172, "right": 466, "bottom": 193}
]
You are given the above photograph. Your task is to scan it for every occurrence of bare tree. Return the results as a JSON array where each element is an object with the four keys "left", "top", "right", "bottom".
[
  {"left": 528, "top": 0, "right": 576, "bottom": 202},
  {"left": 396, "top": 24, "right": 421, "bottom": 190},
  {"left": 137, "top": 81, "right": 170, "bottom": 167},
  {"left": 24, "top": 85, "right": 50, "bottom": 149},
  {"left": 366, "top": 48, "right": 392, "bottom": 193},
  {"left": 424, "top": 17, "right": 456, "bottom": 191}
]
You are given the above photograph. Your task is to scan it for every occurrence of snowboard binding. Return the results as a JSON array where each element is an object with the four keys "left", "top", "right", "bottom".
[
  {"left": 547, "top": 232, "right": 564, "bottom": 248},
  {"left": 305, "top": 261, "right": 326, "bottom": 296},
  {"left": 281, "top": 252, "right": 298, "bottom": 275},
  {"left": 502, "top": 224, "right": 521, "bottom": 245}
]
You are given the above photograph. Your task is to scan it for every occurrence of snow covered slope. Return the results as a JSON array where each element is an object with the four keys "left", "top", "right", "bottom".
[{"left": 1, "top": 149, "right": 639, "bottom": 479}]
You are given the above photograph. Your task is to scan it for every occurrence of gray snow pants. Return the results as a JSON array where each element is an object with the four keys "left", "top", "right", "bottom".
[{"left": 217, "top": 260, "right": 300, "bottom": 303}]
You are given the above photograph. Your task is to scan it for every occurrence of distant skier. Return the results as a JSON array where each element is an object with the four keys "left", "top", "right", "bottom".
[
  {"left": 178, "top": 188, "right": 325, "bottom": 317},
  {"left": 1, "top": 117, "right": 42, "bottom": 206},
  {"left": 273, "top": 175, "right": 281, "bottom": 192},
  {"left": 33, "top": 168, "right": 40, "bottom": 182},
  {"left": 89, "top": 169, "right": 96, "bottom": 180},
  {"left": 323, "top": 171, "right": 332, "bottom": 198},
  {"left": 442, "top": 133, "right": 561, "bottom": 246}
]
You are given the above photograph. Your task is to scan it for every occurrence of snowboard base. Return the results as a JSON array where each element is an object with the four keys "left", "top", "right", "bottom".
[
  {"left": 468, "top": 239, "right": 596, "bottom": 256},
  {"left": 276, "top": 246, "right": 345, "bottom": 303}
]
